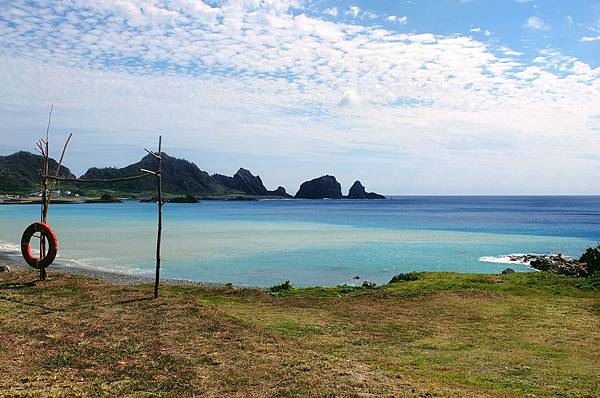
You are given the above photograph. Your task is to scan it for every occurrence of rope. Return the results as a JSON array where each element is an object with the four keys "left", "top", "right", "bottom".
[{"left": 44, "top": 174, "right": 151, "bottom": 183}]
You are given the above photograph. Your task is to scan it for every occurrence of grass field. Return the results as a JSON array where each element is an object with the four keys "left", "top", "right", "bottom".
[{"left": 1, "top": 270, "right": 599, "bottom": 397}]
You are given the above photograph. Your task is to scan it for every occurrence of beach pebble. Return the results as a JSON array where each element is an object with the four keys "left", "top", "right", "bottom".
[{"left": 0, "top": 264, "right": 12, "bottom": 272}]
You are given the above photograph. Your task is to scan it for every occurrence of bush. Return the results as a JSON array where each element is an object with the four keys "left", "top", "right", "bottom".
[
  {"left": 361, "top": 281, "right": 376, "bottom": 289},
  {"left": 270, "top": 280, "right": 293, "bottom": 292},
  {"left": 389, "top": 273, "right": 419, "bottom": 284},
  {"left": 579, "top": 245, "right": 600, "bottom": 276}
]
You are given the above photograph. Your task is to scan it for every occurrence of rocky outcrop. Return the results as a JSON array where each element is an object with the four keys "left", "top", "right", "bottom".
[
  {"left": 346, "top": 181, "right": 385, "bottom": 199},
  {"left": 269, "top": 186, "right": 292, "bottom": 198},
  {"left": 213, "top": 168, "right": 290, "bottom": 197},
  {"left": 213, "top": 168, "right": 268, "bottom": 196},
  {"left": 295, "top": 175, "right": 343, "bottom": 199},
  {"left": 508, "top": 254, "right": 590, "bottom": 277}
]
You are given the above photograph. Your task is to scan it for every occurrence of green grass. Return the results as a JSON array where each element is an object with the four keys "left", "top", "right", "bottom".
[{"left": 1, "top": 270, "right": 599, "bottom": 397}]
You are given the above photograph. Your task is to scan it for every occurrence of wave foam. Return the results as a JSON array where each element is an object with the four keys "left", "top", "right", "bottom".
[
  {"left": 479, "top": 255, "right": 526, "bottom": 265},
  {"left": 479, "top": 253, "right": 573, "bottom": 266}
]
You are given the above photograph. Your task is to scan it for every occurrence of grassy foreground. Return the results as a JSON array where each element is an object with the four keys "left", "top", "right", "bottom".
[{"left": 1, "top": 271, "right": 599, "bottom": 397}]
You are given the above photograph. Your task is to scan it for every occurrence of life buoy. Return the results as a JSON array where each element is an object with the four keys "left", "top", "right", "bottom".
[{"left": 20, "top": 222, "right": 58, "bottom": 269}]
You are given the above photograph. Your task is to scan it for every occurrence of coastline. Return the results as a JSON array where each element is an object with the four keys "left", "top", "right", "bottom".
[{"left": 0, "top": 252, "right": 231, "bottom": 287}]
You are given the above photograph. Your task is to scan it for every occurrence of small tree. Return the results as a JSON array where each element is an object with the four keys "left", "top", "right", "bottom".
[{"left": 579, "top": 245, "right": 600, "bottom": 276}]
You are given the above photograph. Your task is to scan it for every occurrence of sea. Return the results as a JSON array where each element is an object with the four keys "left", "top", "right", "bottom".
[{"left": 1, "top": 196, "right": 599, "bottom": 287}]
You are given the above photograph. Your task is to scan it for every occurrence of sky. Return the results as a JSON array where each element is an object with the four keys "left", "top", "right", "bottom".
[{"left": 1, "top": 0, "right": 599, "bottom": 195}]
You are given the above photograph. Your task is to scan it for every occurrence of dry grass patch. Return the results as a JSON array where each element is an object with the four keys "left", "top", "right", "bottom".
[{"left": 1, "top": 270, "right": 599, "bottom": 397}]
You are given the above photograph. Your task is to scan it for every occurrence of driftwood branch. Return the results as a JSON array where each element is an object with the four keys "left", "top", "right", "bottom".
[
  {"left": 144, "top": 148, "right": 161, "bottom": 159},
  {"left": 48, "top": 132, "right": 73, "bottom": 203},
  {"left": 140, "top": 168, "right": 158, "bottom": 176}
]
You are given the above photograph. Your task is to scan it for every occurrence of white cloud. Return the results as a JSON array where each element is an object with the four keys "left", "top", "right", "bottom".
[
  {"left": 323, "top": 7, "right": 337, "bottom": 17},
  {"left": 566, "top": 15, "right": 573, "bottom": 25},
  {"left": 338, "top": 90, "right": 364, "bottom": 107},
  {"left": 0, "top": 0, "right": 599, "bottom": 193},
  {"left": 581, "top": 35, "right": 600, "bottom": 42},
  {"left": 525, "top": 16, "right": 550, "bottom": 30},
  {"left": 387, "top": 15, "right": 408, "bottom": 24},
  {"left": 346, "top": 6, "right": 360, "bottom": 18}
]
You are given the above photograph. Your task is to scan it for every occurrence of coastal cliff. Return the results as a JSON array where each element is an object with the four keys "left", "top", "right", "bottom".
[{"left": 213, "top": 168, "right": 291, "bottom": 197}]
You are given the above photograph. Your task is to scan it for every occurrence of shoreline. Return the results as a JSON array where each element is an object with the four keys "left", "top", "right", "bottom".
[{"left": 0, "top": 252, "right": 228, "bottom": 287}]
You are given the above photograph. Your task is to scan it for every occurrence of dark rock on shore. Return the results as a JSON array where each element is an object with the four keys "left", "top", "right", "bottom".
[
  {"left": 509, "top": 253, "right": 591, "bottom": 277},
  {"left": 530, "top": 254, "right": 589, "bottom": 277},
  {"left": 295, "top": 175, "right": 343, "bottom": 199},
  {"left": 347, "top": 181, "right": 385, "bottom": 199},
  {"left": 501, "top": 268, "right": 515, "bottom": 274}
]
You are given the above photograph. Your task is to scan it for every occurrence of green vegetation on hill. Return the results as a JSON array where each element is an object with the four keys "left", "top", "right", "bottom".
[
  {"left": 80, "top": 153, "right": 236, "bottom": 196},
  {"left": 1, "top": 270, "right": 598, "bottom": 397},
  {"left": 0, "top": 151, "right": 76, "bottom": 194}
]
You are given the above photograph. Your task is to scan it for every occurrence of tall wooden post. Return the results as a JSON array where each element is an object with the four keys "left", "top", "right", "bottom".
[
  {"left": 154, "top": 136, "right": 163, "bottom": 298},
  {"left": 39, "top": 105, "right": 53, "bottom": 281}
]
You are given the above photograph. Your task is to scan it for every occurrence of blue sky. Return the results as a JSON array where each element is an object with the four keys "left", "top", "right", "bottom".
[{"left": 1, "top": 0, "right": 599, "bottom": 194}]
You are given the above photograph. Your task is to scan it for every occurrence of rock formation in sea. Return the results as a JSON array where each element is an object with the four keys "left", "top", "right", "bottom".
[
  {"left": 346, "top": 180, "right": 385, "bottom": 199},
  {"left": 295, "top": 175, "right": 343, "bottom": 199},
  {"left": 270, "top": 186, "right": 291, "bottom": 198},
  {"left": 213, "top": 168, "right": 290, "bottom": 197}
]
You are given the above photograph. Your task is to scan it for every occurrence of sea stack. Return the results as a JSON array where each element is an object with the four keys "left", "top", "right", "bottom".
[
  {"left": 270, "top": 186, "right": 292, "bottom": 198},
  {"left": 295, "top": 175, "right": 343, "bottom": 199},
  {"left": 347, "top": 181, "right": 385, "bottom": 199},
  {"left": 213, "top": 168, "right": 290, "bottom": 197}
]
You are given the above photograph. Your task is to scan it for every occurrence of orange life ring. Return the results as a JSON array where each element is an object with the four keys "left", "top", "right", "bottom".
[{"left": 20, "top": 222, "right": 58, "bottom": 269}]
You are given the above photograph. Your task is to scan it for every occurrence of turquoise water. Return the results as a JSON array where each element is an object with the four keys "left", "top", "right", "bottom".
[{"left": 1, "top": 197, "right": 599, "bottom": 287}]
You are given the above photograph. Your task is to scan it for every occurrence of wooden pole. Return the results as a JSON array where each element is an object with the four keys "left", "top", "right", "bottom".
[
  {"left": 154, "top": 135, "right": 163, "bottom": 298},
  {"left": 39, "top": 105, "right": 53, "bottom": 281}
]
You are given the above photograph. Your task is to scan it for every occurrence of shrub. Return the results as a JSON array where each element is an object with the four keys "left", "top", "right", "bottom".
[
  {"left": 579, "top": 245, "right": 600, "bottom": 276},
  {"left": 389, "top": 273, "right": 419, "bottom": 284},
  {"left": 270, "top": 280, "right": 293, "bottom": 292},
  {"left": 100, "top": 193, "right": 114, "bottom": 201},
  {"left": 362, "top": 281, "right": 376, "bottom": 289}
]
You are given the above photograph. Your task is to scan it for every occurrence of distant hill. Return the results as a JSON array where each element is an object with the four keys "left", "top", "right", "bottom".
[
  {"left": 0, "top": 151, "right": 76, "bottom": 194},
  {"left": 213, "top": 168, "right": 291, "bottom": 197},
  {"left": 80, "top": 153, "right": 234, "bottom": 196}
]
